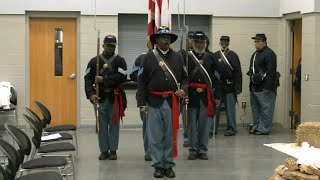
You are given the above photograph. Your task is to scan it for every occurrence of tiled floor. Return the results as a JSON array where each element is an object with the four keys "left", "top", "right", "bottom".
[{"left": 74, "top": 127, "right": 296, "bottom": 180}]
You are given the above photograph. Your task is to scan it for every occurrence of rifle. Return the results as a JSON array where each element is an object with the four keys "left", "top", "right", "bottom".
[
  {"left": 183, "top": 2, "right": 189, "bottom": 127},
  {"left": 95, "top": 30, "right": 100, "bottom": 133},
  {"left": 184, "top": 35, "right": 189, "bottom": 127}
]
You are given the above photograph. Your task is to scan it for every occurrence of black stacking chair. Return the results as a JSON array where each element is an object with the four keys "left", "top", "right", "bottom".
[
  {"left": 22, "top": 114, "right": 76, "bottom": 179},
  {"left": 0, "top": 164, "right": 9, "bottom": 180},
  {"left": 4, "top": 123, "right": 69, "bottom": 179},
  {"left": 0, "top": 138, "right": 63, "bottom": 180},
  {"left": 25, "top": 107, "right": 73, "bottom": 143},
  {"left": 34, "top": 101, "right": 78, "bottom": 155}
]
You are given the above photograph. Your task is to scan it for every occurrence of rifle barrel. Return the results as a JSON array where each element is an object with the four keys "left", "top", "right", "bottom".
[{"left": 95, "top": 31, "right": 100, "bottom": 133}]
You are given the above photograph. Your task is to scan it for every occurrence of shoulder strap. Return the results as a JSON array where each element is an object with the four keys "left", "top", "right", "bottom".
[
  {"left": 152, "top": 49, "right": 179, "bottom": 90},
  {"left": 189, "top": 52, "right": 207, "bottom": 77},
  {"left": 99, "top": 53, "right": 118, "bottom": 74},
  {"left": 219, "top": 50, "right": 234, "bottom": 71},
  {"left": 189, "top": 51, "right": 212, "bottom": 88}
]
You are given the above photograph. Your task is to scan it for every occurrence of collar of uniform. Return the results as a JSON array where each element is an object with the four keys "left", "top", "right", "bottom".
[
  {"left": 192, "top": 50, "right": 203, "bottom": 58},
  {"left": 221, "top": 48, "right": 229, "bottom": 52},
  {"left": 158, "top": 47, "right": 169, "bottom": 55},
  {"left": 257, "top": 46, "right": 267, "bottom": 52},
  {"left": 103, "top": 52, "right": 115, "bottom": 59}
]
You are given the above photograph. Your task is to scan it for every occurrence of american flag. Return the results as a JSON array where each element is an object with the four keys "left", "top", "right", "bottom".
[{"left": 147, "top": 0, "right": 171, "bottom": 49}]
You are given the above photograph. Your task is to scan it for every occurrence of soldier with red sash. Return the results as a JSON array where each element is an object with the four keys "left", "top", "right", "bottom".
[
  {"left": 137, "top": 26, "right": 188, "bottom": 178},
  {"left": 84, "top": 35, "right": 127, "bottom": 161},
  {"left": 186, "top": 31, "right": 220, "bottom": 160}
]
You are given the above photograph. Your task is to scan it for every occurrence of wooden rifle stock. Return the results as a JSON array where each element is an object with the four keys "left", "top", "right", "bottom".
[{"left": 95, "top": 31, "right": 100, "bottom": 133}]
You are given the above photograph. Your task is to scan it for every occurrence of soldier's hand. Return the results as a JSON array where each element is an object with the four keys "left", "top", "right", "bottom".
[
  {"left": 175, "top": 89, "right": 186, "bottom": 98},
  {"left": 235, "top": 89, "right": 242, "bottom": 95},
  {"left": 95, "top": 76, "right": 103, "bottom": 83},
  {"left": 215, "top": 99, "right": 220, "bottom": 107},
  {"left": 140, "top": 106, "right": 147, "bottom": 114},
  {"left": 89, "top": 95, "right": 100, "bottom": 104}
]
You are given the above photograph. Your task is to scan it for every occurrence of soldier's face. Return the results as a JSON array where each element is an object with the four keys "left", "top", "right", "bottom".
[
  {"left": 156, "top": 35, "right": 171, "bottom": 51},
  {"left": 254, "top": 40, "right": 266, "bottom": 51},
  {"left": 193, "top": 39, "right": 206, "bottom": 54},
  {"left": 103, "top": 44, "right": 116, "bottom": 55},
  {"left": 220, "top": 41, "right": 229, "bottom": 50}
]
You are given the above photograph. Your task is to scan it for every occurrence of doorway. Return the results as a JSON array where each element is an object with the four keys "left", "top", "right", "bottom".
[
  {"left": 291, "top": 19, "right": 302, "bottom": 129},
  {"left": 29, "top": 18, "right": 77, "bottom": 126}
]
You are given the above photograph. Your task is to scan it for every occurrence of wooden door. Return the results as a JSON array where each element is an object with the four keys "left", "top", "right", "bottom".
[
  {"left": 29, "top": 18, "right": 77, "bottom": 126},
  {"left": 291, "top": 19, "right": 302, "bottom": 128}
]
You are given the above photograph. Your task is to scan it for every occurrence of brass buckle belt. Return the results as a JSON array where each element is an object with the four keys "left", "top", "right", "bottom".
[{"left": 196, "top": 88, "right": 204, "bottom": 93}]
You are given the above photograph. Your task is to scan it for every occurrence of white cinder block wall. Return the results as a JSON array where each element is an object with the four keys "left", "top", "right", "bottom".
[
  {"left": 0, "top": 15, "right": 26, "bottom": 123},
  {"left": 80, "top": 16, "right": 118, "bottom": 126},
  {"left": 210, "top": 17, "right": 284, "bottom": 127}
]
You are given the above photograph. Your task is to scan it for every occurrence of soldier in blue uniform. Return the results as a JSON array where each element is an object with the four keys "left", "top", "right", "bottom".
[
  {"left": 137, "top": 26, "right": 188, "bottom": 178},
  {"left": 213, "top": 36, "right": 242, "bottom": 136},
  {"left": 84, "top": 35, "right": 127, "bottom": 160},
  {"left": 186, "top": 31, "right": 220, "bottom": 160},
  {"left": 248, "top": 33, "right": 277, "bottom": 135}
]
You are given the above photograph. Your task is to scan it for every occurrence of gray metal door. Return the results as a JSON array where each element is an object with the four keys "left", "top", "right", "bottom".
[{"left": 118, "top": 14, "right": 210, "bottom": 74}]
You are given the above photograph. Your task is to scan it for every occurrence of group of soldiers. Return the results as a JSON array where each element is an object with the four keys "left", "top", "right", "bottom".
[{"left": 84, "top": 26, "right": 278, "bottom": 178}]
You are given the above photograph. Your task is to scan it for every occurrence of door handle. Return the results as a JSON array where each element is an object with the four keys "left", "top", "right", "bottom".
[{"left": 68, "top": 73, "right": 76, "bottom": 79}]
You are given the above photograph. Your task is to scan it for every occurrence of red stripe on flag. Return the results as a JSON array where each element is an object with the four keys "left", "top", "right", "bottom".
[
  {"left": 147, "top": 0, "right": 155, "bottom": 49},
  {"left": 147, "top": 0, "right": 171, "bottom": 50}
]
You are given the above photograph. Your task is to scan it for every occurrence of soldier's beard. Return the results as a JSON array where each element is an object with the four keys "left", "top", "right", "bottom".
[{"left": 194, "top": 47, "right": 205, "bottom": 54}]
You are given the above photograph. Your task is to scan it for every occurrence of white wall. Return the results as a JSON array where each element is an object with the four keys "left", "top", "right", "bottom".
[
  {"left": 0, "top": 15, "right": 26, "bottom": 124},
  {"left": 316, "top": 0, "right": 320, "bottom": 12},
  {"left": 210, "top": 17, "right": 284, "bottom": 127},
  {"left": 2, "top": 0, "right": 319, "bottom": 17},
  {"left": 1, "top": 0, "right": 280, "bottom": 17},
  {"left": 280, "top": 0, "right": 316, "bottom": 15},
  {"left": 79, "top": 15, "right": 118, "bottom": 125}
]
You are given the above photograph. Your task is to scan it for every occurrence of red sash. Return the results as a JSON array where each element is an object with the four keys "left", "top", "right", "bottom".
[
  {"left": 149, "top": 91, "right": 179, "bottom": 158},
  {"left": 188, "top": 83, "right": 215, "bottom": 117},
  {"left": 101, "top": 87, "right": 125, "bottom": 123}
]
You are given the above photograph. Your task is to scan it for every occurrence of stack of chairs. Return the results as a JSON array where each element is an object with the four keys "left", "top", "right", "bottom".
[
  {"left": 0, "top": 100, "right": 78, "bottom": 180},
  {"left": 33, "top": 101, "right": 78, "bottom": 156}
]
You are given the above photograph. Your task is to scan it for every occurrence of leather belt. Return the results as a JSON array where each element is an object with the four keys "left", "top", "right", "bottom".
[
  {"left": 104, "top": 89, "right": 112, "bottom": 93},
  {"left": 103, "top": 89, "right": 119, "bottom": 94}
]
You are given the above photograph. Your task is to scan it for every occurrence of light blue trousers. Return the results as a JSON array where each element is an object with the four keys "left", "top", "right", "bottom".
[
  {"left": 250, "top": 90, "right": 276, "bottom": 134},
  {"left": 98, "top": 98, "right": 120, "bottom": 153},
  {"left": 147, "top": 100, "right": 175, "bottom": 169},
  {"left": 188, "top": 101, "right": 213, "bottom": 155}
]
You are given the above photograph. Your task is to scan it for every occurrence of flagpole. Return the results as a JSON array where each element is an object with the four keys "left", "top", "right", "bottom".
[{"left": 178, "top": 2, "right": 183, "bottom": 53}]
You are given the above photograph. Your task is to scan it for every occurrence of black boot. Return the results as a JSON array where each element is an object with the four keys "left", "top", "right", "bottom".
[
  {"left": 109, "top": 151, "right": 117, "bottom": 160},
  {"left": 164, "top": 168, "right": 175, "bottom": 178},
  {"left": 144, "top": 154, "right": 152, "bottom": 161},
  {"left": 98, "top": 151, "right": 109, "bottom": 160},
  {"left": 153, "top": 167, "right": 164, "bottom": 178}
]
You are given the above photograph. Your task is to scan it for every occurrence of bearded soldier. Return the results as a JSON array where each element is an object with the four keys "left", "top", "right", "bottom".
[{"left": 186, "top": 31, "right": 220, "bottom": 160}]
